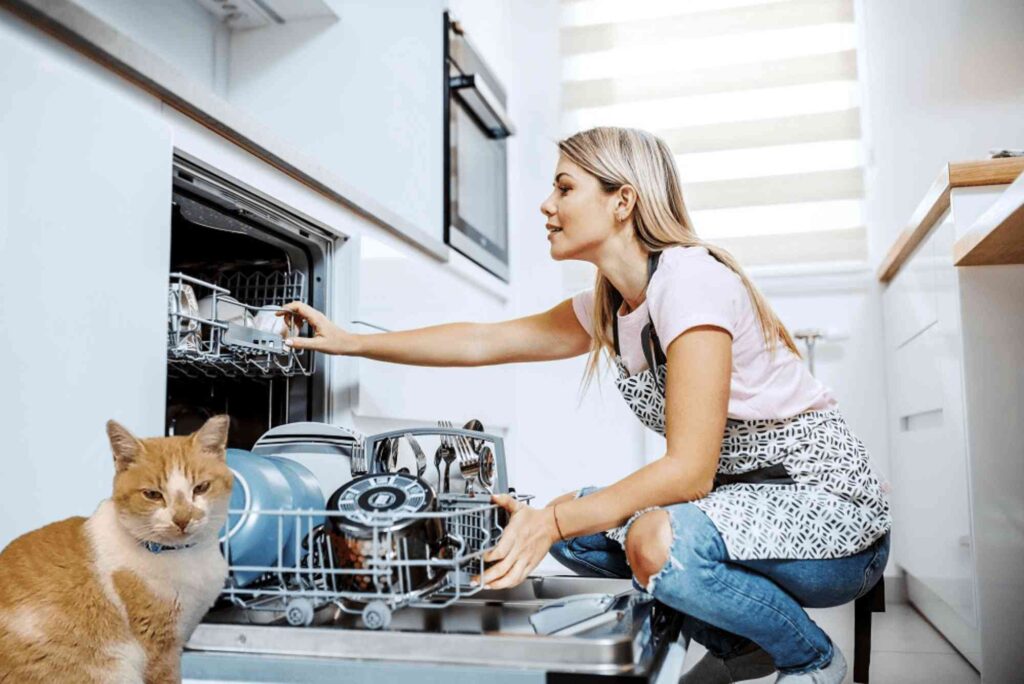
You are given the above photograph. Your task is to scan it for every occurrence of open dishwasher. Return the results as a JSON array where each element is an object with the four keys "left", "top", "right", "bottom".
[
  {"left": 183, "top": 426, "right": 688, "bottom": 682},
  {"left": 166, "top": 154, "right": 334, "bottom": 449}
]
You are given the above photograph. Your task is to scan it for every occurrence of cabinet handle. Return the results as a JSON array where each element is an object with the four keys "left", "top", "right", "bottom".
[{"left": 899, "top": 408, "right": 943, "bottom": 432}]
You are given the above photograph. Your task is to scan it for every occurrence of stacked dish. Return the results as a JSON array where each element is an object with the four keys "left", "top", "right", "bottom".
[{"left": 220, "top": 449, "right": 324, "bottom": 586}]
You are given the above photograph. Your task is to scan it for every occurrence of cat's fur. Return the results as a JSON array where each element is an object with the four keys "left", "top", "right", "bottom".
[{"left": 0, "top": 416, "right": 233, "bottom": 683}]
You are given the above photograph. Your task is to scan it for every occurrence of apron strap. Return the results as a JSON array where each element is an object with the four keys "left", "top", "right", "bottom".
[
  {"left": 612, "top": 251, "right": 663, "bottom": 359},
  {"left": 713, "top": 462, "right": 796, "bottom": 489}
]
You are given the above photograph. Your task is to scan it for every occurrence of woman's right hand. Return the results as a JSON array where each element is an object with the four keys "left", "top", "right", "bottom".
[{"left": 278, "top": 302, "right": 360, "bottom": 356}]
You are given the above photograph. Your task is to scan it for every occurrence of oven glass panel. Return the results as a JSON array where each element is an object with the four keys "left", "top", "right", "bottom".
[{"left": 454, "top": 103, "right": 506, "bottom": 250}]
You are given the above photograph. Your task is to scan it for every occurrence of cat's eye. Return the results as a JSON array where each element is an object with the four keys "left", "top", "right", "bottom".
[
  {"left": 142, "top": 489, "right": 164, "bottom": 502},
  {"left": 193, "top": 481, "right": 211, "bottom": 497}
]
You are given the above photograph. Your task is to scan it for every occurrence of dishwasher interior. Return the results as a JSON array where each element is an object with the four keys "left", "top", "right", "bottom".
[{"left": 165, "top": 156, "right": 335, "bottom": 448}]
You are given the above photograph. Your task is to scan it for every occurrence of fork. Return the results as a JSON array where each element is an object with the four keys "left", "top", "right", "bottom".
[
  {"left": 445, "top": 422, "right": 481, "bottom": 495},
  {"left": 436, "top": 420, "right": 458, "bottom": 494}
]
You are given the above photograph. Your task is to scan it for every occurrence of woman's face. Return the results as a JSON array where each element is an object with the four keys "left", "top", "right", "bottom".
[{"left": 539, "top": 157, "right": 621, "bottom": 262}]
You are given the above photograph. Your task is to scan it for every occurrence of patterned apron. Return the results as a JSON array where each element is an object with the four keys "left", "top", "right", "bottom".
[{"left": 604, "top": 252, "right": 891, "bottom": 560}]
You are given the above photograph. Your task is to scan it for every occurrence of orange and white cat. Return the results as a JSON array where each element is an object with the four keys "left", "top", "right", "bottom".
[{"left": 0, "top": 415, "right": 233, "bottom": 683}]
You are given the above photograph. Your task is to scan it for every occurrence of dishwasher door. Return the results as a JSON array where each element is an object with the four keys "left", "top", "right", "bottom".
[{"left": 183, "top": 576, "right": 688, "bottom": 683}]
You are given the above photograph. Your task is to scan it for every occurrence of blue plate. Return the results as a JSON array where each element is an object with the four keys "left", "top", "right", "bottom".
[
  {"left": 221, "top": 449, "right": 294, "bottom": 586},
  {"left": 266, "top": 456, "right": 324, "bottom": 569}
]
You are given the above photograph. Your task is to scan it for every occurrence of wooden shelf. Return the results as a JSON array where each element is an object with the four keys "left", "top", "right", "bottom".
[
  {"left": 877, "top": 157, "right": 1024, "bottom": 283},
  {"left": 954, "top": 173, "right": 1024, "bottom": 266}
]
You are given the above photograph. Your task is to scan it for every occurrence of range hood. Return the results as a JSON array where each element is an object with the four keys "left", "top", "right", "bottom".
[{"left": 192, "top": 0, "right": 337, "bottom": 30}]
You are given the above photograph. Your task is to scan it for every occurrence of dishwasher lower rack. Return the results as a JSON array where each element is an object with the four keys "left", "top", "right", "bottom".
[
  {"left": 218, "top": 493, "right": 530, "bottom": 630},
  {"left": 167, "top": 271, "right": 312, "bottom": 380}
]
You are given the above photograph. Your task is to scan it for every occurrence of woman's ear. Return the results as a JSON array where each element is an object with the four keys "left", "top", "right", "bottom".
[{"left": 616, "top": 185, "right": 638, "bottom": 221}]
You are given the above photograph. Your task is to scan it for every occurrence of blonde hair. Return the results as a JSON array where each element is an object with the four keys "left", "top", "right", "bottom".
[{"left": 560, "top": 126, "right": 801, "bottom": 398}]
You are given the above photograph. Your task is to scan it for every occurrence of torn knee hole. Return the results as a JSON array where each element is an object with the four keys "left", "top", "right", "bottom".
[{"left": 624, "top": 510, "right": 673, "bottom": 587}]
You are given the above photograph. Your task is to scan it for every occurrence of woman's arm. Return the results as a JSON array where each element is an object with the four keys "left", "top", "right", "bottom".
[
  {"left": 279, "top": 298, "right": 590, "bottom": 367},
  {"left": 551, "top": 324, "right": 731, "bottom": 536}
]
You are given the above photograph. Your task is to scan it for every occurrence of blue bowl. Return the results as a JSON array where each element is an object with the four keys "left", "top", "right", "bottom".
[
  {"left": 221, "top": 449, "right": 294, "bottom": 586},
  {"left": 265, "top": 455, "right": 324, "bottom": 569}
]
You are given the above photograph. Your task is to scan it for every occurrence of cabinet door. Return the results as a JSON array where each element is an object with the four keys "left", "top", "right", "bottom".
[
  {"left": 0, "top": 20, "right": 172, "bottom": 546},
  {"left": 888, "top": 325, "right": 976, "bottom": 627},
  {"left": 930, "top": 215, "right": 977, "bottom": 628}
]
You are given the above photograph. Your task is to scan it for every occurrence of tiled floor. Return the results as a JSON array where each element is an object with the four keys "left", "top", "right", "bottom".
[{"left": 680, "top": 600, "right": 981, "bottom": 683}]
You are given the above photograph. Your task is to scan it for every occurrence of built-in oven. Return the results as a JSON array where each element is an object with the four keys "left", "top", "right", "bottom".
[{"left": 444, "top": 12, "right": 515, "bottom": 283}]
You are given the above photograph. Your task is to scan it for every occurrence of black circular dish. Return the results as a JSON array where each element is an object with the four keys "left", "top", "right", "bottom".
[
  {"left": 326, "top": 472, "right": 435, "bottom": 537},
  {"left": 325, "top": 473, "right": 445, "bottom": 596}
]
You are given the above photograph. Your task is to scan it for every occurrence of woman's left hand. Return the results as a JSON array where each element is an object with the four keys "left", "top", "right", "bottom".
[{"left": 479, "top": 494, "right": 561, "bottom": 589}]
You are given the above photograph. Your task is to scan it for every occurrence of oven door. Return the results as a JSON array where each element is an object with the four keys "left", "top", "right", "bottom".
[{"left": 445, "top": 32, "right": 514, "bottom": 283}]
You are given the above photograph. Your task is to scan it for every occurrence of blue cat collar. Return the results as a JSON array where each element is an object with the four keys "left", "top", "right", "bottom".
[{"left": 141, "top": 539, "right": 197, "bottom": 554}]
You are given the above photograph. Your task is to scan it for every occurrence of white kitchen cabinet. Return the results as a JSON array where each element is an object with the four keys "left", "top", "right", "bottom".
[
  {"left": 883, "top": 224, "right": 938, "bottom": 350},
  {"left": 351, "top": 235, "right": 515, "bottom": 427},
  {"left": 228, "top": 0, "right": 446, "bottom": 243},
  {"left": 881, "top": 195, "right": 1007, "bottom": 670},
  {"left": 0, "top": 17, "right": 172, "bottom": 546}
]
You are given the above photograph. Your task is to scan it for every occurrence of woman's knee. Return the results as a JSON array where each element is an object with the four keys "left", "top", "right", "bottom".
[{"left": 624, "top": 509, "right": 673, "bottom": 588}]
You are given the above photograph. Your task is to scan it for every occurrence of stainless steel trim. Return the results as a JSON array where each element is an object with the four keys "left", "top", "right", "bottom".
[
  {"left": 448, "top": 228, "right": 510, "bottom": 282},
  {"left": 186, "top": 622, "right": 635, "bottom": 674},
  {"left": 450, "top": 74, "right": 515, "bottom": 138}
]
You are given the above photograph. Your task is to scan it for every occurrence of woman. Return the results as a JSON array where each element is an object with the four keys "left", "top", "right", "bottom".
[{"left": 281, "top": 127, "right": 892, "bottom": 684}]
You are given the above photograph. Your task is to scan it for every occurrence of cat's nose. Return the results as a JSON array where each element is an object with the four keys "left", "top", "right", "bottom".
[{"left": 172, "top": 513, "right": 191, "bottom": 533}]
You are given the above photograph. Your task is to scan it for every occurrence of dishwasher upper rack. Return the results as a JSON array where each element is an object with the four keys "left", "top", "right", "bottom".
[
  {"left": 217, "top": 492, "right": 532, "bottom": 631},
  {"left": 167, "top": 271, "right": 313, "bottom": 380}
]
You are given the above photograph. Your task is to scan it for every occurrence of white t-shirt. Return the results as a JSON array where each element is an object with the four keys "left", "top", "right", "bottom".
[{"left": 571, "top": 245, "right": 838, "bottom": 420}]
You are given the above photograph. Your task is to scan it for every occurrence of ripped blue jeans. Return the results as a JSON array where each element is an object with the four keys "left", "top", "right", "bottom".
[{"left": 548, "top": 486, "right": 891, "bottom": 675}]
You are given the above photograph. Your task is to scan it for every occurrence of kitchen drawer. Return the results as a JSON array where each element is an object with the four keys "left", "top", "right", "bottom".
[
  {"left": 890, "top": 413, "right": 977, "bottom": 629},
  {"left": 889, "top": 324, "right": 943, "bottom": 421},
  {"left": 892, "top": 405, "right": 976, "bottom": 598},
  {"left": 883, "top": 216, "right": 941, "bottom": 349}
]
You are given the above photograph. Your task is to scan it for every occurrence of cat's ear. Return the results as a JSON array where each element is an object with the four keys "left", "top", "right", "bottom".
[
  {"left": 106, "top": 420, "right": 143, "bottom": 473},
  {"left": 191, "top": 415, "right": 230, "bottom": 459}
]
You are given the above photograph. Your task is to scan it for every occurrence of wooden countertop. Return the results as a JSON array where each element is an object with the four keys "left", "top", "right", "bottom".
[
  {"left": 877, "top": 157, "right": 1024, "bottom": 283},
  {"left": 954, "top": 172, "right": 1024, "bottom": 266}
]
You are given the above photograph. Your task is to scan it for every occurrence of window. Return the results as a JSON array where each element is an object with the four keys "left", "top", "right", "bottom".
[{"left": 560, "top": 0, "right": 867, "bottom": 266}]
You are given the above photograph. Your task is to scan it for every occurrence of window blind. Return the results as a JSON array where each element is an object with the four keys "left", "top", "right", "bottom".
[{"left": 560, "top": 0, "right": 867, "bottom": 266}]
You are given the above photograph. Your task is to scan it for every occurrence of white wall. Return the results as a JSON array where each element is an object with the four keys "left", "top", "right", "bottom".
[{"left": 858, "top": 0, "right": 1024, "bottom": 263}]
